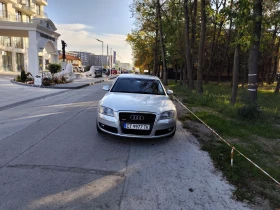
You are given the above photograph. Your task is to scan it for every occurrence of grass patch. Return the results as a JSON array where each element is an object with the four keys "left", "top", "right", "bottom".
[{"left": 170, "top": 80, "right": 280, "bottom": 209}]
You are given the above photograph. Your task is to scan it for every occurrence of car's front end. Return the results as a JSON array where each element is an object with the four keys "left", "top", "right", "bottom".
[
  {"left": 96, "top": 74, "right": 177, "bottom": 138},
  {"left": 97, "top": 108, "right": 176, "bottom": 138}
]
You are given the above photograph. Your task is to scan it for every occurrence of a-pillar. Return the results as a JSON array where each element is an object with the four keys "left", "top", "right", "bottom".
[{"left": 28, "top": 30, "right": 39, "bottom": 76}]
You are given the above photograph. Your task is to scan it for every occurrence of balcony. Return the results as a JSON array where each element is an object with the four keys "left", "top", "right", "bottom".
[
  {"left": 16, "top": 0, "right": 36, "bottom": 15},
  {"left": 0, "top": 10, "right": 18, "bottom": 22},
  {"left": 0, "top": 0, "right": 13, "bottom": 3},
  {"left": 35, "top": 0, "right": 47, "bottom": 6},
  {"left": 35, "top": 10, "right": 48, "bottom": 18}
]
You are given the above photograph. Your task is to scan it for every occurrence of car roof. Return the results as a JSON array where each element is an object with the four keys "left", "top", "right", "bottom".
[{"left": 117, "top": 74, "right": 160, "bottom": 80}]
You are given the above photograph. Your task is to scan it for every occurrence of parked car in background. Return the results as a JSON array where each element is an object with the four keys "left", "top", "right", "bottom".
[
  {"left": 111, "top": 69, "right": 118, "bottom": 75},
  {"left": 96, "top": 74, "right": 177, "bottom": 138},
  {"left": 94, "top": 69, "right": 102, "bottom": 77}
]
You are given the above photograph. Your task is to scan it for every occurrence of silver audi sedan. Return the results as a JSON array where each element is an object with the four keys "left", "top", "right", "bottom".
[{"left": 96, "top": 74, "right": 177, "bottom": 138}]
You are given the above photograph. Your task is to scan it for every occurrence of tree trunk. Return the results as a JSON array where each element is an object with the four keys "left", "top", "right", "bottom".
[
  {"left": 248, "top": 0, "right": 262, "bottom": 103},
  {"left": 197, "top": 0, "right": 206, "bottom": 94},
  {"left": 242, "top": 52, "right": 248, "bottom": 88},
  {"left": 275, "top": 75, "right": 280, "bottom": 93},
  {"left": 157, "top": 0, "right": 168, "bottom": 85},
  {"left": 184, "top": 0, "right": 194, "bottom": 89},
  {"left": 175, "top": 63, "right": 178, "bottom": 83},
  {"left": 231, "top": 44, "right": 241, "bottom": 106},
  {"left": 220, "top": 0, "right": 233, "bottom": 85},
  {"left": 153, "top": 24, "right": 159, "bottom": 76},
  {"left": 180, "top": 63, "right": 184, "bottom": 85},
  {"left": 266, "top": 25, "right": 278, "bottom": 84},
  {"left": 271, "top": 39, "right": 280, "bottom": 83},
  {"left": 190, "top": 0, "right": 197, "bottom": 80}
]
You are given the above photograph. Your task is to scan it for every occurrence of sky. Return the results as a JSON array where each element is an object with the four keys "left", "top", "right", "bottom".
[{"left": 45, "top": 0, "right": 134, "bottom": 64}]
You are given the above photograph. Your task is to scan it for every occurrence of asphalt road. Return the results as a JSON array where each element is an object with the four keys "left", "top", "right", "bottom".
[{"left": 0, "top": 81, "right": 252, "bottom": 210}]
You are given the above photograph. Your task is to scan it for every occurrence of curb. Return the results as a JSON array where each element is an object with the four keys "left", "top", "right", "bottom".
[
  {"left": 10, "top": 76, "right": 117, "bottom": 90},
  {"left": 1, "top": 77, "right": 118, "bottom": 111}
]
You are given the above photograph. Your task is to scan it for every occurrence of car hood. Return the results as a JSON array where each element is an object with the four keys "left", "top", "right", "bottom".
[{"left": 99, "top": 92, "right": 176, "bottom": 114}]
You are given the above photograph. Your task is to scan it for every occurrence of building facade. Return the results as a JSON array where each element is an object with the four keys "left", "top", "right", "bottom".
[
  {"left": 68, "top": 51, "right": 93, "bottom": 66},
  {"left": 59, "top": 54, "right": 81, "bottom": 67},
  {"left": 0, "top": 0, "right": 60, "bottom": 76},
  {"left": 91, "top": 54, "right": 108, "bottom": 67}
]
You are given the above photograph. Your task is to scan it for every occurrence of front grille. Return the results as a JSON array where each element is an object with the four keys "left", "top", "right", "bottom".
[
  {"left": 119, "top": 112, "right": 156, "bottom": 123},
  {"left": 119, "top": 112, "right": 156, "bottom": 136}
]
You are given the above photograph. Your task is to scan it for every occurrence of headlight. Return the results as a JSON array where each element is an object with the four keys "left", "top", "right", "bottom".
[
  {"left": 99, "top": 106, "right": 114, "bottom": 117},
  {"left": 160, "top": 110, "right": 175, "bottom": 120}
]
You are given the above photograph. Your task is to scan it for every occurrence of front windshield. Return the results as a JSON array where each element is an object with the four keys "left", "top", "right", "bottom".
[{"left": 110, "top": 78, "right": 165, "bottom": 95}]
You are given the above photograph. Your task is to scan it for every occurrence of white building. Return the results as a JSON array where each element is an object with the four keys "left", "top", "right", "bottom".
[{"left": 0, "top": 0, "right": 60, "bottom": 76}]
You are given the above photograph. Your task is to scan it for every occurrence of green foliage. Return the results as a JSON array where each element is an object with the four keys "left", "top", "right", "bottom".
[
  {"left": 20, "top": 70, "right": 27, "bottom": 82},
  {"left": 42, "top": 78, "right": 51, "bottom": 86},
  {"left": 48, "top": 64, "right": 62, "bottom": 74},
  {"left": 84, "top": 65, "right": 91, "bottom": 72},
  {"left": 238, "top": 103, "right": 260, "bottom": 120},
  {"left": 15, "top": 75, "right": 21, "bottom": 82},
  {"left": 173, "top": 81, "right": 280, "bottom": 207}
]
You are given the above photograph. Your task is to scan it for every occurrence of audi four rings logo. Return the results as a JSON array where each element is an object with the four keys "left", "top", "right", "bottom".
[{"left": 130, "top": 115, "right": 144, "bottom": 120}]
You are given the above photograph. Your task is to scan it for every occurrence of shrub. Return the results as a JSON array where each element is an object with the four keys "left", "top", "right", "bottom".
[
  {"left": 238, "top": 103, "right": 261, "bottom": 120},
  {"left": 15, "top": 75, "right": 21, "bottom": 82},
  {"left": 61, "top": 76, "right": 66, "bottom": 83},
  {"left": 48, "top": 64, "right": 62, "bottom": 74},
  {"left": 42, "top": 78, "right": 51, "bottom": 86},
  {"left": 20, "top": 70, "right": 27, "bottom": 82},
  {"left": 84, "top": 65, "right": 91, "bottom": 72}
]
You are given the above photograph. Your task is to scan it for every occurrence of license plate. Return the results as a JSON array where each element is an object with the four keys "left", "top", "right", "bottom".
[{"left": 124, "top": 123, "right": 150, "bottom": 130}]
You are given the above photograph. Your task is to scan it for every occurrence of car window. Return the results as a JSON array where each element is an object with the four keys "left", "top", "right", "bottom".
[{"left": 110, "top": 78, "right": 165, "bottom": 95}]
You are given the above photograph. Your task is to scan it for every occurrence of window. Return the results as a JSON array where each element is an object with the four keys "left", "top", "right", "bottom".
[
  {"left": 1, "top": 51, "right": 13, "bottom": 72},
  {"left": 26, "top": 0, "right": 31, "bottom": 7},
  {"left": 111, "top": 78, "right": 165, "bottom": 95},
  {"left": 16, "top": 11, "right": 22, "bottom": 22},
  {"left": 14, "top": 37, "right": 23, "bottom": 49},
  {"left": 16, "top": 53, "right": 24, "bottom": 72},
  {"left": 0, "top": 36, "right": 11, "bottom": 47},
  {"left": 0, "top": 2, "right": 7, "bottom": 18},
  {"left": 26, "top": 15, "right": 31, "bottom": 23},
  {"left": 36, "top": 4, "right": 40, "bottom": 15}
]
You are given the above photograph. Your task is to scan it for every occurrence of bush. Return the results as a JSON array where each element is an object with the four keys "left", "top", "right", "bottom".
[
  {"left": 238, "top": 103, "right": 261, "bottom": 120},
  {"left": 21, "top": 70, "right": 27, "bottom": 82},
  {"left": 48, "top": 64, "right": 62, "bottom": 74},
  {"left": 15, "top": 75, "right": 21, "bottom": 82},
  {"left": 42, "top": 78, "right": 51, "bottom": 86},
  {"left": 84, "top": 65, "right": 91, "bottom": 72}
]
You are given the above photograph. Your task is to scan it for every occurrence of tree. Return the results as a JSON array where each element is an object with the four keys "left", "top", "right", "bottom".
[
  {"left": 248, "top": 0, "right": 263, "bottom": 103},
  {"left": 157, "top": 0, "right": 168, "bottom": 85},
  {"left": 197, "top": 0, "right": 206, "bottom": 94},
  {"left": 184, "top": 0, "right": 194, "bottom": 89}
]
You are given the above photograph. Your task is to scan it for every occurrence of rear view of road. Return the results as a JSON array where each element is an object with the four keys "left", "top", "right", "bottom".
[{"left": 0, "top": 81, "right": 252, "bottom": 210}]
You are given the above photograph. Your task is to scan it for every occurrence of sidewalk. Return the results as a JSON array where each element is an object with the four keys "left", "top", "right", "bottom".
[{"left": 0, "top": 74, "right": 117, "bottom": 111}]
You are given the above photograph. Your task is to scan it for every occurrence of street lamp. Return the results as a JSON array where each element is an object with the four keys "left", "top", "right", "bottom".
[{"left": 96, "top": 39, "right": 103, "bottom": 68}]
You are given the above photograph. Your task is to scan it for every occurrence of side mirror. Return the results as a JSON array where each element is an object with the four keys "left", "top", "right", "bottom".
[
  {"left": 102, "top": 85, "right": 110, "bottom": 91},
  {"left": 167, "top": 90, "right": 173, "bottom": 95}
]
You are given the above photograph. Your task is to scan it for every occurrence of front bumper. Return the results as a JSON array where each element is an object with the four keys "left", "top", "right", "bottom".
[{"left": 97, "top": 112, "right": 176, "bottom": 138}]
